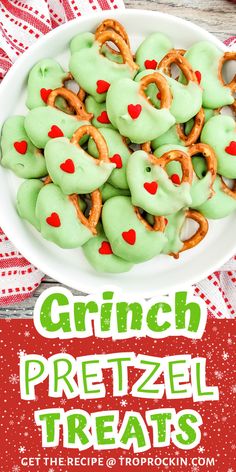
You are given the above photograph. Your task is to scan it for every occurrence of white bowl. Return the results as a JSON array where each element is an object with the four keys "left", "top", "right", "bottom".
[{"left": 0, "top": 9, "right": 235, "bottom": 297}]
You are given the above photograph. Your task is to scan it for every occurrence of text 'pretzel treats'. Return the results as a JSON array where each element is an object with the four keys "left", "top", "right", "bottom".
[
  {"left": 69, "top": 190, "right": 102, "bottom": 235},
  {"left": 134, "top": 207, "right": 166, "bottom": 232},
  {"left": 70, "top": 124, "right": 110, "bottom": 165},
  {"left": 95, "top": 19, "right": 131, "bottom": 53},
  {"left": 96, "top": 31, "right": 139, "bottom": 71},
  {"left": 176, "top": 108, "right": 205, "bottom": 146},
  {"left": 188, "top": 143, "right": 217, "bottom": 197},
  {"left": 155, "top": 149, "right": 193, "bottom": 185},
  {"left": 139, "top": 72, "right": 173, "bottom": 109},
  {"left": 175, "top": 210, "right": 209, "bottom": 258},
  {"left": 159, "top": 51, "right": 198, "bottom": 83},
  {"left": 218, "top": 51, "right": 236, "bottom": 93},
  {"left": 47, "top": 87, "right": 92, "bottom": 121}
]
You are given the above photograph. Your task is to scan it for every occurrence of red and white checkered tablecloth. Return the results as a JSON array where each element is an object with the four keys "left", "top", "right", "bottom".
[{"left": 0, "top": 1, "right": 235, "bottom": 316}]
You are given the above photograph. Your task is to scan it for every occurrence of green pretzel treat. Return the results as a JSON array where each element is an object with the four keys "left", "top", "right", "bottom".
[
  {"left": 152, "top": 125, "right": 185, "bottom": 149},
  {"left": 69, "top": 31, "right": 138, "bottom": 103},
  {"left": 83, "top": 230, "right": 133, "bottom": 273},
  {"left": 162, "top": 209, "right": 187, "bottom": 255},
  {"left": 192, "top": 157, "right": 236, "bottom": 219},
  {"left": 16, "top": 179, "right": 44, "bottom": 230},
  {"left": 87, "top": 127, "right": 131, "bottom": 189},
  {"left": 135, "top": 32, "right": 173, "bottom": 71},
  {"left": 201, "top": 114, "right": 236, "bottom": 178},
  {"left": 135, "top": 68, "right": 202, "bottom": 124},
  {"left": 102, "top": 196, "right": 167, "bottom": 263},
  {"left": 35, "top": 184, "right": 101, "bottom": 248},
  {"left": 100, "top": 183, "right": 130, "bottom": 202},
  {"left": 106, "top": 73, "right": 175, "bottom": 144},
  {"left": 183, "top": 41, "right": 235, "bottom": 108},
  {"left": 126, "top": 150, "right": 192, "bottom": 216},
  {"left": 0, "top": 115, "right": 47, "bottom": 178},
  {"left": 85, "top": 96, "right": 114, "bottom": 129},
  {"left": 45, "top": 126, "right": 115, "bottom": 195},
  {"left": 26, "top": 59, "right": 69, "bottom": 109}
]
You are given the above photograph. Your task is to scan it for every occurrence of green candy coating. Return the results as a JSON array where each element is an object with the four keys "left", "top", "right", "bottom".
[
  {"left": 183, "top": 41, "right": 234, "bottom": 108},
  {"left": 83, "top": 231, "right": 133, "bottom": 273},
  {"left": 16, "top": 179, "right": 44, "bottom": 230},
  {"left": 26, "top": 59, "right": 68, "bottom": 109},
  {"left": 35, "top": 183, "right": 93, "bottom": 248},
  {"left": 69, "top": 33, "right": 136, "bottom": 103},
  {"left": 100, "top": 183, "right": 130, "bottom": 202},
  {"left": 192, "top": 158, "right": 236, "bottom": 219},
  {"left": 136, "top": 69, "right": 202, "bottom": 124},
  {"left": 127, "top": 150, "right": 192, "bottom": 215},
  {"left": 152, "top": 125, "right": 185, "bottom": 149},
  {"left": 201, "top": 114, "right": 236, "bottom": 178},
  {"left": 163, "top": 209, "right": 186, "bottom": 255},
  {"left": 135, "top": 32, "right": 173, "bottom": 71},
  {"left": 0, "top": 115, "right": 47, "bottom": 178},
  {"left": 24, "top": 107, "right": 89, "bottom": 149},
  {"left": 106, "top": 78, "right": 175, "bottom": 143},
  {"left": 44, "top": 137, "right": 114, "bottom": 195},
  {"left": 102, "top": 196, "right": 167, "bottom": 263},
  {"left": 85, "top": 96, "right": 114, "bottom": 130},
  {"left": 87, "top": 128, "right": 130, "bottom": 189}
]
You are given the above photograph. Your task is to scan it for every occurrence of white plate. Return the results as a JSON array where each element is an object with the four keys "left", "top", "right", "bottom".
[{"left": 0, "top": 9, "right": 235, "bottom": 297}]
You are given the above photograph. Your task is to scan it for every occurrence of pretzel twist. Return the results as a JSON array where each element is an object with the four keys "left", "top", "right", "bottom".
[
  {"left": 95, "top": 31, "right": 139, "bottom": 71},
  {"left": 218, "top": 51, "right": 236, "bottom": 92},
  {"left": 139, "top": 72, "right": 173, "bottom": 109},
  {"left": 47, "top": 87, "right": 92, "bottom": 121},
  {"left": 176, "top": 108, "right": 205, "bottom": 146},
  {"left": 95, "top": 19, "right": 130, "bottom": 54},
  {"left": 159, "top": 51, "right": 198, "bottom": 83},
  {"left": 134, "top": 207, "right": 165, "bottom": 232},
  {"left": 221, "top": 178, "right": 236, "bottom": 200},
  {"left": 188, "top": 143, "right": 217, "bottom": 197},
  {"left": 177, "top": 210, "right": 209, "bottom": 256},
  {"left": 70, "top": 125, "right": 110, "bottom": 164},
  {"left": 155, "top": 149, "right": 193, "bottom": 184},
  {"left": 69, "top": 190, "right": 102, "bottom": 235}
]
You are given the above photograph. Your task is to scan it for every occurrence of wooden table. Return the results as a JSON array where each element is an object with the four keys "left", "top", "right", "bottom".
[{"left": 0, "top": 0, "right": 235, "bottom": 317}]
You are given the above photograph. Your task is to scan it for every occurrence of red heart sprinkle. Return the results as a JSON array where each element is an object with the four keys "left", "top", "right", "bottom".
[
  {"left": 46, "top": 212, "right": 61, "bottom": 227},
  {"left": 144, "top": 59, "right": 158, "bottom": 70},
  {"left": 60, "top": 159, "right": 75, "bottom": 174},
  {"left": 171, "top": 174, "right": 181, "bottom": 185},
  {"left": 97, "top": 111, "right": 111, "bottom": 124},
  {"left": 122, "top": 229, "right": 136, "bottom": 245},
  {"left": 195, "top": 70, "right": 201, "bottom": 84},
  {"left": 143, "top": 181, "right": 158, "bottom": 195},
  {"left": 157, "top": 92, "right": 161, "bottom": 100},
  {"left": 164, "top": 218, "right": 168, "bottom": 226},
  {"left": 40, "top": 88, "right": 52, "bottom": 103},
  {"left": 128, "top": 104, "right": 142, "bottom": 120},
  {"left": 96, "top": 80, "right": 111, "bottom": 94},
  {"left": 225, "top": 141, "right": 236, "bottom": 156},
  {"left": 48, "top": 125, "right": 64, "bottom": 138},
  {"left": 99, "top": 241, "right": 113, "bottom": 255},
  {"left": 109, "top": 154, "right": 123, "bottom": 169},
  {"left": 14, "top": 140, "right": 28, "bottom": 154}
]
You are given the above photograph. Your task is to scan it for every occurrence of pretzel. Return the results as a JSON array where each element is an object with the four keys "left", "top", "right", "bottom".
[
  {"left": 221, "top": 178, "right": 236, "bottom": 200},
  {"left": 218, "top": 51, "right": 236, "bottom": 93},
  {"left": 64, "top": 72, "right": 86, "bottom": 102},
  {"left": 141, "top": 142, "right": 152, "bottom": 153},
  {"left": 176, "top": 108, "right": 205, "bottom": 146},
  {"left": 188, "top": 143, "right": 217, "bottom": 197},
  {"left": 171, "top": 210, "right": 208, "bottom": 258},
  {"left": 47, "top": 87, "right": 93, "bottom": 121},
  {"left": 69, "top": 190, "right": 102, "bottom": 235},
  {"left": 159, "top": 51, "right": 198, "bottom": 83},
  {"left": 70, "top": 124, "right": 110, "bottom": 164},
  {"left": 95, "top": 19, "right": 131, "bottom": 57},
  {"left": 95, "top": 31, "right": 139, "bottom": 71},
  {"left": 139, "top": 72, "right": 173, "bottom": 109},
  {"left": 155, "top": 149, "right": 193, "bottom": 184},
  {"left": 134, "top": 207, "right": 166, "bottom": 232}
]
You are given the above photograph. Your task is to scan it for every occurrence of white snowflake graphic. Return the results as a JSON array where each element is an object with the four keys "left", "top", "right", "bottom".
[
  {"left": 222, "top": 351, "right": 229, "bottom": 360},
  {"left": 60, "top": 347, "right": 67, "bottom": 353},
  {"left": 191, "top": 466, "right": 200, "bottom": 472},
  {"left": 12, "top": 466, "right": 20, "bottom": 472},
  {"left": 206, "top": 351, "right": 213, "bottom": 359},
  {"left": 9, "top": 420, "right": 14, "bottom": 426},
  {"left": 214, "top": 370, "right": 223, "bottom": 379},
  {"left": 120, "top": 399, "right": 128, "bottom": 407},
  {"left": 24, "top": 331, "right": 30, "bottom": 337},
  {"left": 48, "top": 468, "right": 55, "bottom": 472},
  {"left": 231, "top": 385, "right": 236, "bottom": 394},
  {"left": 227, "top": 468, "right": 234, "bottom": 472},
  {"left": 9, "top": 373, "right": 19, "bottom": 384},
  {"left": 198, "top": 445, "right": 205, "bottom": 453},
  {"left": 18, "top": 446, "right": 26, "bottom": 454},
  {"left": 17, "top": 350, "right": 26, "bottom": 358},
  {"left": 60, "top": 399, "right": 67, "bottom": 405},
  {"left": 227, "top": 337, "right": 232, "bottom": 345}
]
